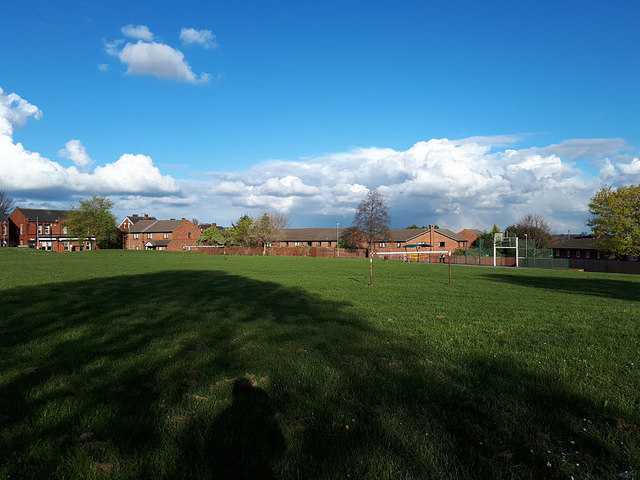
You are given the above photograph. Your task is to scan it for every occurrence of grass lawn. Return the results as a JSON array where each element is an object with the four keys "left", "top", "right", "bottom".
[{"left": 1, "top": 249, "right": 639, "bottom": 479}]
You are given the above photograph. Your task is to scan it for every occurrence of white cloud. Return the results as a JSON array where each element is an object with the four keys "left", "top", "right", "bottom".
[
  {"left": 58, "top": 139, "right": 93, "bottom": 172},
  {"left": 108, "top": 39, "right": 210, "bottom": 83},
  {"left": 0, "top": 86, "right": 181, "bottom": 198},
  {"left": 180, "top": 27, "right": 217, "bottom": 48},
  {"left": 121, "top": 24, "right": 153, "bottom": 41},
  {"left": 0, "top": 87, "right": 42, "bottom": 136},
  {"left": 98, "top": 63, "right": 109, "bottom": 72},
  {"left": 200, "top": 136, "right": 639, "bottom": 231}
]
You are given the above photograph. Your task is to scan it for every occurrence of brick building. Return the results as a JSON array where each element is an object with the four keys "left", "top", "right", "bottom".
[
  {"left": 122, "top": 219, "right": 201, "bottom": 251},
  {"left": 118, "top": 214, "right": 156, "bottom": 232},
  {"left": 550, "top": 235, "right": 603, "bottom": 260},
  {"left": 456, "top": 228, "right": 483, "bottom": 245},
  {"left": 7, "top": 207, "right": 96, "bottom": 252},
  {"left": 272, "top": 225, "right": 468, "bottom": 257}
]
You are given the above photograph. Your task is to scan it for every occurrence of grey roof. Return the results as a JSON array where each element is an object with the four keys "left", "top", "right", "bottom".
[
  {"left": 275, "top": 227, "right": 467, "bottom": 243},
  {"left": 16, "top": 208, "right": 67, "bottom": 222},
  {"left": 436, "top": 228, "right": 468, "bottom": 242},
  {"left": 277, "top": 228, "right": 337, "bottom": 242},
  {"left": 460, "top": 228, "right": 484, "bottom": 236},
  {"left": 129, "top": 219, "right": 188, "bottom": 233},
  {"left": 128, "top": 214, "right": 156, "bottom": 224},
  {"left": 549, "top": 235, "right": 599, "bottom": 249}
]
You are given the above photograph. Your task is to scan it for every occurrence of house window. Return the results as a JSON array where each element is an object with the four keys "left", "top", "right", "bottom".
[
  {"left": 586, "top": 250, "right": 590, "bottom": 259},
  {"left": 266, "top": 242, "right": 272, "bottom": 247},
  {"left": 438, "top": 242, "right": 445, "bottom": 247},
  {"left": 164, "top": 233, "right": 169, "bottom": 239},
  {"left": 379, "top": 242, "right": 386, "bottom": 248},
  {"left": 576, "top": 250, "right": 580, "bottom": 258},
  {"left": 136, "top": 246, "right": 139, "bottom": 250},
  {"left": 597, "top": 251, "right": 600, "bottom": 259},
  {"left": 566, "top": 250, "right": 570, "bottom": 258},
  {"left": 38, "top": 225, "right": 42, "bottom": 234},
  {"left": 45, "top": 225, "right": 50, "bottom": 234},
  {"left": 397, "top": 242, "right": 401, "bottom": 248},
  {"left": 64, "top": 241, "right": 70, "bottom": 251},
  {"left": 133, "top": 233, "right": 139, "bottom": 239},
  {"left": 555, "top": 249, "right": 560, "bottom": 257},
  {"left": 148, "top": 233, "right": 153, "bottom": 239},
  {"left": 62, "top": 225, "right": 68, "bottom": 234},
  {"left": 295, "top": 242, "right": 301, "bottom": 247},
  {"left": 20, "top": 224, "right": 23, "bottom": 235},
  {"left": 188, "top": 232, "right": 191, "bottom": 238},
  {"left": 2, "top": 224, "right": 6, "bottom": 236}
]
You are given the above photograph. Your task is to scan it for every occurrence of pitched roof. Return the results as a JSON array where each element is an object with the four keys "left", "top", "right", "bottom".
[
  {"left": 15, "top": 208, "right": 67, "bottom": 222},
  {"left": 129, "top": 219, "right": 189, "bottom": 233},
  {"left": 277, "top": 228, "right": 338, "bottom": 242},
  {"left": 549, "top": 235, "right": 599, "bottom": 249},
  {"left": 435, "top": 228, "right": 467, "bottom": 242},
  {"left": 460, "top": 228, "right": 484, "bottom": 236}
]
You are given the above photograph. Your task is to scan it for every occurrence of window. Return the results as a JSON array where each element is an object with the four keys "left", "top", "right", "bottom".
[
  {"left": 62, "top": 225, "right": 68, "bottom": 234},
  {"left": 555, "top": 249, "right": 560, "bottom": 257},
  {"left": 148, "top": 233, "right": 153, "bottom": 239},
  {"left": 597, "top": 251, "right": 601, "bottom": 259},
  {"left": 164, "top": 233, "right": 169, "bottom": 239},
  {"left": 2, "top": 224, "right": 6, "bottom": 236},
  {"left": 566, "top": 250, "right": 570, "bottom": 258},
  {"left": 397, "top": 242, "right": 401, "bottom": 248},
  {"left": 576, "top": 250, "right": 581, "bottom": 258},
  {"left": 20, "top": 224, "right": 23, "bottom": 235},
  {"left": 585, "top": 250, "right": 590, "bottom": 259},
  {"left": 38, "top": 225, "right": 42, "bottom": 234},
  {"left": 379, "top": 242, "right": 386, "bottom": 248},
  {"left": 188, "top": 232, "right": 191, "bottom": 238},
  {"left": 266, "top": 242, "right": 272, "bottom": 247},
  {"left": 295, "top": 242, "right": 301, "bottom": 247},
  {"left": 133, "top": 233, "right": 139, "bottom": 239},
  {"left": 64, "top": 242, "right": 70, "bottom": 251},
  {"left": 44, "top": 225, "right": 50, "bottom": 234},
  {"left": 135, "top": 246, "right": 139, "bottom": 250}
]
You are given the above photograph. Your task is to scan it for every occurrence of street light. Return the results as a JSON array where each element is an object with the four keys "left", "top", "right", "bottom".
[{"left": 524, "top": 234, "right": 528, "bottom": 258}]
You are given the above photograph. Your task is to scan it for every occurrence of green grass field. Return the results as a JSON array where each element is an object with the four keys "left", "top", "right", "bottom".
[{"left": 1, "top": 249, "right": 639, "bottom": 479}]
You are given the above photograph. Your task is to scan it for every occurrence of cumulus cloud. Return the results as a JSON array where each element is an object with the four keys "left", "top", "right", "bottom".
[
  {"left": 121, "top": 24, "right": 153, "bottom": 41},
  {"left": 106, "top": 27, "right": 211, "bottom": 83},
  {"left": 58, "top": 139, "right": 93, "bottom": 172},
  {"left": 180, "top": 27, "right": 216, "bottom": 48},
  {"left": 201, "top": 137, "right": 639, "bottom": 231},
  {"left": 0, "top": 86, "right": 181, "bottom": 199}
]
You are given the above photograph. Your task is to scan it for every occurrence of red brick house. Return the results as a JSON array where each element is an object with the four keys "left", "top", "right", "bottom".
[
  {"left": 456, "top": 228, "right": 483, "bottom": 245},
  {"left": 7, "top": 207, "right": 96, "bottom": 252},
  {"left": 122, "top": 219, "right": 201, "bottom": 251},
  {"left": 118, "top": 214, "right": 157, "bottom": 232}
]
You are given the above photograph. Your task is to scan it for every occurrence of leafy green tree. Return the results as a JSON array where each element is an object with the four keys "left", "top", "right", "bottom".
[
  {"left": 588, "top": 184, "right": 640, "bottom": 258},
  {"left": 250, "top": 212, "right": 289, "bottom": 255},
  {"left": 66, "top": 196, "right": 120, "bottom": 249},
  {"left": 198, "top": 226, "right": 226, "bottom": 245},
  {"left": 226, "top": 215, "right": 255, "bottom": 246}
]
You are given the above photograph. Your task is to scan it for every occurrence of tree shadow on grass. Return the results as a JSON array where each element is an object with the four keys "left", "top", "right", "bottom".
[
  {"left": 483, "top": 273, "right": 640, "bottom": 302},
  {"left": 0, "top": 269, "right": 637, "bottom": 479}
]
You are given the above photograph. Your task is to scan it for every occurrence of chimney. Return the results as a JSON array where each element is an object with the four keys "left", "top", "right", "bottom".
[
  {"left": 144, "top": 214, "right": 149, "bottom": 219},
  {"left": 212, "top": 223, "right": 216, "bottom": 228}
]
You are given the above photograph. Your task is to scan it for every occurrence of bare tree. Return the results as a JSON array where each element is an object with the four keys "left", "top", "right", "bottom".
[
  {"left": 514, "top": 213, "right": 553, "bottom": 248},
  {"left": 251, "top": 212, "right": 290, "bottom": 255},
  {"left": 0, "top": 189, "right": 16, "bottom": 218},
  {"left": 352, "top": 189, "right": 391, "bottom": 254}
]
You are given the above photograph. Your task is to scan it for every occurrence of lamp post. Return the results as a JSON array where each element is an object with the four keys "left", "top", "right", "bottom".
[
  {"left": 336, "top": 222, "right": 340, "bottom": 258},
  {"left": 524, "top": 234, "right": 528, "bottom": 258}
]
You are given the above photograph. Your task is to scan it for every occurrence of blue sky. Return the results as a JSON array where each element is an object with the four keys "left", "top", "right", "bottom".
[{"left": 1, "top": 0, "right": 639, "bottom": 232}]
